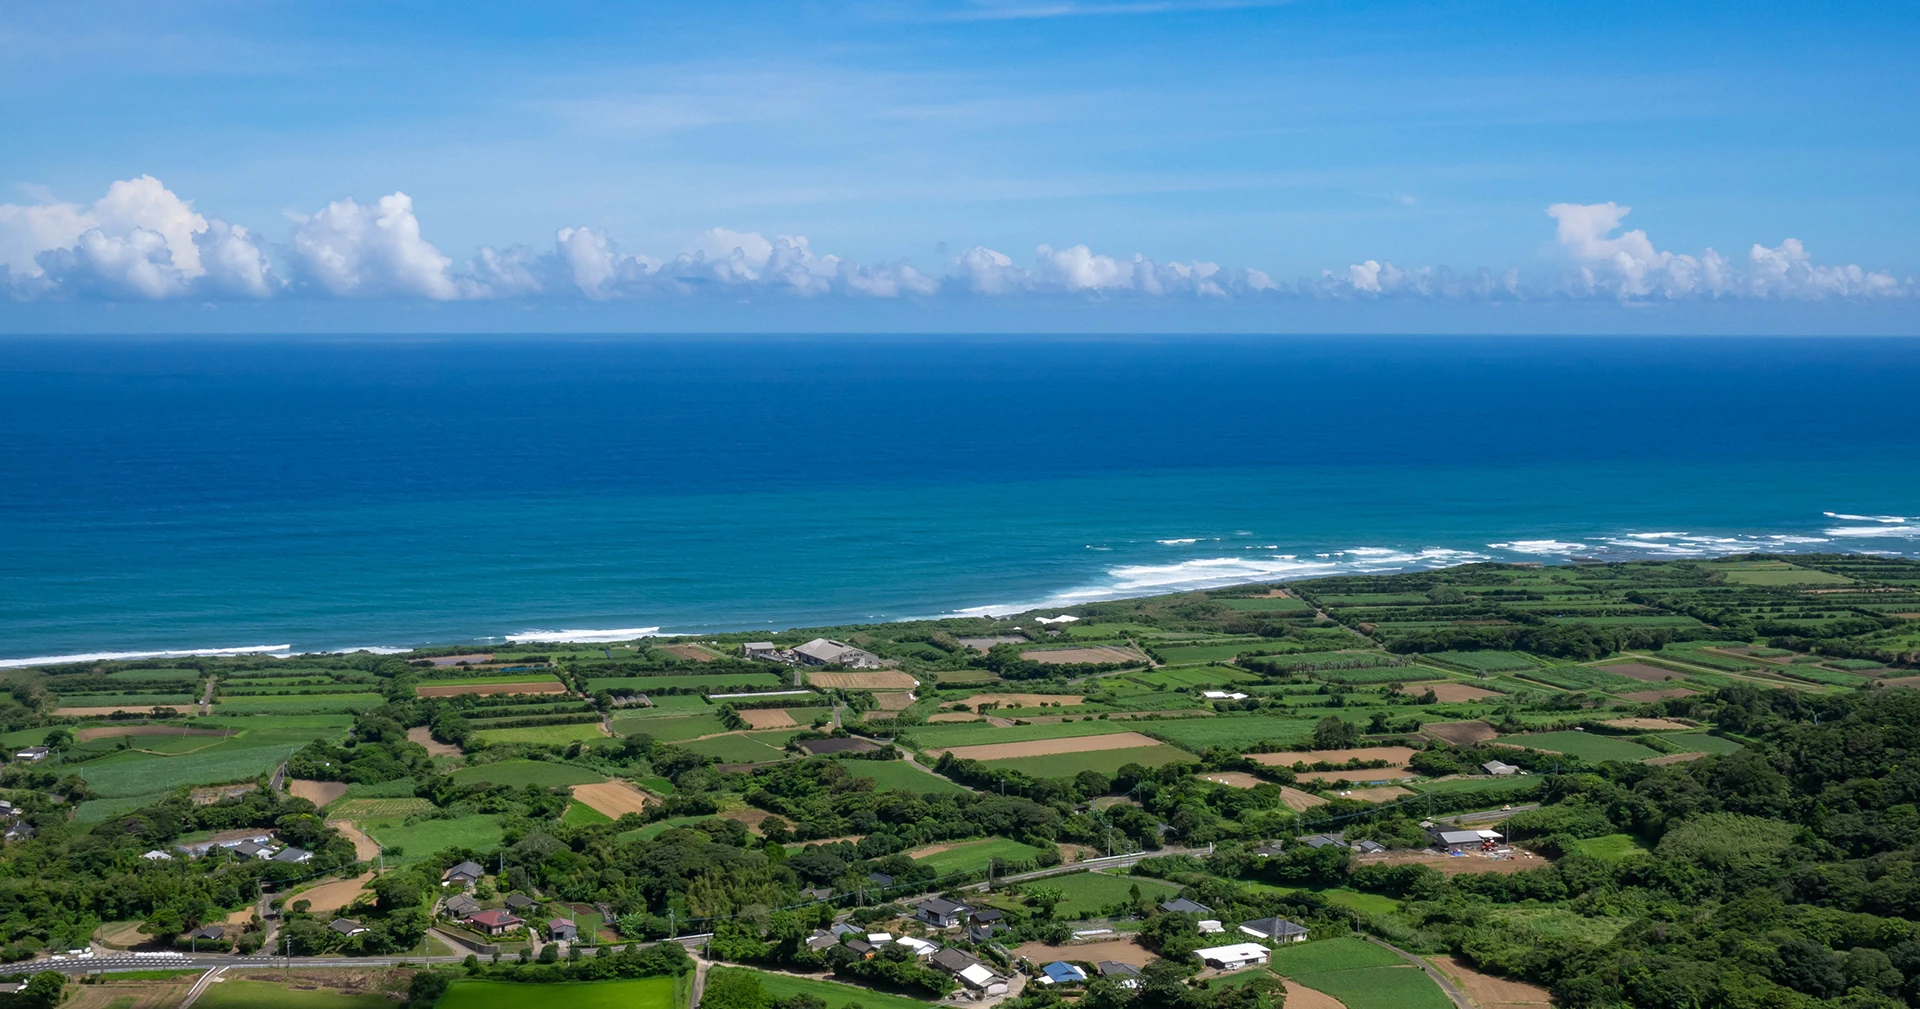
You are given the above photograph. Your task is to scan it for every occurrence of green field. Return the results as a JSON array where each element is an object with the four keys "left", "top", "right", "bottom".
[
  {"left": 471, "top": 722, "right": 609, "bottom": 746},
  {"left": 706, "top": 968, "right": 925, "bottom": 1009},
  {"left": 1492, "top": 731, "right": 1660, "bottom": 762},
  {"left": 611, "top": 713, "right": 729, "bottom": 742},
  {"left": 1154, "top": 640, "right": 1267, "bottom": 665},
  {"left": 1129, "top": 666, "right": 1262, "bottom": 688},
  {"left": 1040, "top": 870, "right": 1179, "bottom": 916},
  {"left": 194, "top": 979, "right": 397, "bottom": 1009},
  {"left": 360, "top": 814, "right": 504, "bottom": 862},
  {"left": 1408, "top": 776, "right": 1543, "bottom": 798},
  {"left": 604, "top": 695, "right": 712, "bottom": 717},
  {"left": 838, "top": 759, "right": 971, "bottom": 794},
  {"left": 563, "top": 800, "right": 614, "bottom": 826},
  {"left": 1218, "top": 597, "right": 1314, "bottom": 614},
  {"left": 54, "top": 692, "right": 197, "bottom": 707},
  {"left": 1265, "top": 938, "right": 1451, "bottom": 1009},
  {"left": 909, "top": 719, "right": 1157, "bottom": 749},
  {"left": 76, "top": 742, "right": 303, "bottom": 797},
  {"left": 213, "top": 693, "right": 386, "bottom": 713},
  {"left": 1663, "top": 732, "right": 1745, "bottom": 754},
  {"left": 1423, "top": 651, "right": 1539, "bottom": 672},
  {"left": 1146, "top": 714, "right": 1329, "bottom": 751},
  {"left": 414, "top": 673, "right": 565, "bottom": 690},
  {"left": 679, "top": 731, "right": 798, "bottom": 763},
  {"left": 1714, "top": 563, "right": 1854, "bottom": 586},
  {"left": 1572, "top": 833, "right": 1651, "bottom": 860},
  {"left": 449, "top": 759, "right": 607, "bottom": 788},
  {"left": 586, "top": 673, "right": 783, "bottom": 692},
  {"left": 438, "top": 977, "right": 680, "bottom": 1009},
  {"left": 914, "top": 837, "right": 1049, "bottom": 874},
  {"left": 984, "top": 744, "right": 1197, "bottom": 778}
]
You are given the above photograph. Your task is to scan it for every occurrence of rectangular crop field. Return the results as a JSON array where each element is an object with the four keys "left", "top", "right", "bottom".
[
  {"left": 679, "top": 730, "right": 797, "bottom": 763},
  {"left": 439, "top": 977, "right": 680, "bottom": 1009},
  {"left": 1042, "top": 870, "right": 1178, "bottom": 916},
  {"left": 1129, "top": 666, "right": 1261, "bottom": 688},
  {"left": 1147, "top": 714, "right": 1330, "bottom": 750},
  {"left": 77, "top": 742, "right": 302, "bottom": 797},
  {"left": 448, "top": 759, "right": 607, "bottom": 788},
  {"left": 195, "top": 979, "right": 396, "bottom": 1009},
  {"left": 1154, "top": 640, "right": 1268, "bottom": 665},
  {"left": 927, "top": 730, "right": 1168, "bottom": 762},
  {"left": 611, "top": 713, "right": 729, "bottom": 741},
  {"left": 706, "top": 968, "right": 925, "bottom": 1009},
  {"left": 1294, "top": 963, "right": 1453, "bottom": 1009},
  {"left": 1218, "top": 597, "right": 1314, "bottom": 614},
  {"left": 604, "top": 695, "right": 712, "bottom": 717},
  {"left": 586, "top": 673, "right": 783, "bottom": 692},
  {"left": 984, "top": 744, "right": 1196, "bottom": 777},
  {"left": 471, "top": 722, "right": 608, "bottom": 746},
  {"left": 359, "top": 814, "right": 505, "bottom": 862},
  {"left": 1494, "top": 731, "right": 1659, "bottom": 761},
  {"left": 913, "top": 837, "right": 1049, "bottom": 874},
  {"left": 213, "top": 693, "right": 386, "bottom": 713},
  {"left": 907, "top": 719, "right": 1150, "bottom": 748},
  {"left": 1423, "top": 651, "right": 1539, "bottom": 672},
  {"left": 838, "top": 759, "right": 970, "bottom": 794}
]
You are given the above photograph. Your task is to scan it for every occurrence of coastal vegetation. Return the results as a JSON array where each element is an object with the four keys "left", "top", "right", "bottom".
[{"left": 1, "top": 553, "right": 1918, "bottom": 1007}]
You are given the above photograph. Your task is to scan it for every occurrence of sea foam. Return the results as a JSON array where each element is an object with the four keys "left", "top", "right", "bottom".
[
  {"left": 0, "top": 644, "right": 292, "bottom": 670},
  {"left": 504, "top": 626, "right": 663, "bottom": 644}
]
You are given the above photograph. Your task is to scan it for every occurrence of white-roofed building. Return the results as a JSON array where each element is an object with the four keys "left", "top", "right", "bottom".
[
  {"left": 793, "top": 638, "right": 881, "bottom": 668},
  {"left": 1195, "top": 942, "right": 1271, "bottom": 971}
]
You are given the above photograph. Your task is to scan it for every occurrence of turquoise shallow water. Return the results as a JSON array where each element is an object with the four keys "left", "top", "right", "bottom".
[{"left": 1, "top": 334, "right": 1916, "bottom": 662}]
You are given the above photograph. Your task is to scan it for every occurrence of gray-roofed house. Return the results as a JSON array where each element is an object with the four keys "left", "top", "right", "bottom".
[
  {"left": 231, "top": 840, "right": 271, "bottom": 859},
  {"left": 271, "top": 846, "right": 313, "bottom": 864},
  {"left": 801, "top": 887, "right": 833, "bottom": 902},
  {"left": 1159, "top": 897, "right": 1213, "bottom": 915},
  {"left": 330, "top": 918, "right": 369, "bottom": 937},
  {"left": 1482, "top": 760, "right": 1519, "bottom": 775},
  {"left": 867, "top": 871, "right": 894, "bottom": 887},
  {"left": 504, "top": 893, "right": 537, "bottom": 911},
  {"left": 443, "top": 860, "right": 484, "bottom": 886},
  {"left": 185, "top": 925, "right": 225, "bottom": 942},
  {"left": 1252, "top": 842, "right": 1288, "bottom": 858},
  {"left": 805, "top": 929, "right": 839, "bottom": 952},
  {"left": 1097, "top": 961, "right": 1141, "bottom": 979},
  {"left": 1238, "top": 917, "right": 1309, "bottom": 943},
  {"left": 967, "top": 908, "right": 1007, "bottom": 942},
  {"left": 443, "top": 893, "right": 481, "bottom": 918},
  {"left": 792, "top": 638, "right": 881, "bottom": 668},
  {"left": 547, "top": 918, "right": 577, "bottom": 941},
  {"left": 12, "top": 747, "right": 48, "bottom": 763},
  {"left": 916, "top": 897, "right": 970, "bottom": 928},
  {"left": 1300, "top": 834, "right": 1348, "bottom": 849},
  {"left": 1354, "top": 840, "right": 1387, "bottom": 854},
  {"left": 3, "top": 823, "right": 33, "bottom": 843},
  {"left": 742, "top": 642, "right": 786, "bottom": 661},
  {"left": 844, "top": 939, "right": 877, "bottom": 959}
]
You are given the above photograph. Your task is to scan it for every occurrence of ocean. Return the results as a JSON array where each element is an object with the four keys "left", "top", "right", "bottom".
[{"left": 1, "top": 334, "right": 1916, "bottom": 665}]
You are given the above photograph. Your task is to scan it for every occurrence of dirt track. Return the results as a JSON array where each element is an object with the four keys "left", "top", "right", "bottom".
[
  {"left": 329, "top": 820, "right": 382, "bottom": 860},
  {"left": 414, "top": 680, "right": 568, "bottom": 697},
  {"left": 738, "top": 709, "right": 797, "bottom": 728},
  {"left": 1430, "top": 955, "right": 1553, "bottom": 1009},
  {"left": 928, "top": 731, "right": 1166, "bottom": 762},
  {"left": 571, "top": 780, "right": 653, "bottom": 818}
]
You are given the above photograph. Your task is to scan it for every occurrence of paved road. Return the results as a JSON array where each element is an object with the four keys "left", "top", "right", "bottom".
[
  {"left": 959, "top": 846, "right": 1214, "bottom": 890},
  {"left": 32, "top": 934, "right": 718, "bottom": 977}
]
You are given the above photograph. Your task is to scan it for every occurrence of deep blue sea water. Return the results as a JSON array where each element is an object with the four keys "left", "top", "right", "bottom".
[{"left": 2, "top": 335, "right": 1917, "bottom": 664}]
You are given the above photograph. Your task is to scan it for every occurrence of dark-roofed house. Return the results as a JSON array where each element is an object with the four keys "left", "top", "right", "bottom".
[
  {"left": 932, "top": 948, "right": 1009, "bottom": 995},
  {"left": 1239, "top": 917, "right": 1309, "bottom": 943},
  {"left": 185, "top": 925, "right": 225, "bottom": 942},
  {"left": 231, "top": 840, "right": 272, "bottom": 859},
  {"left": 504, "top": 893, "right": 537, "bottom": 911},
  {"left": 967, "top": 908, "right": 1007, "bottom": 942},
  {"left": 867, "top": 871, "right": 895, "bottom": 887},
  {"left": 1354, "top": 840, "right": 1387, "bottom": 854},
  {"left": 844, "top": 939, "right": 877, "bottom": 959},
  {"left": 547, "top": 918, "right": 577, "bottom": 941},
  {"left": 801, "top": 887, "right": 833, "bottom": 902},
  {"left": 916, "top": 897, "right": 970, "bottom": 928},
  {"left": 798, "top": 737, "right": 881, "bottom": 757},
  {"left": 805, "top": 929, "right": 839, "bottom": 952},
  {"left": 1252, "top": 842, "right": 1288, "bottom": 858},
  {"left": 1097, "top": 961, "right": 1141, "bottom": 980},
  {"left": 443, "top": 860, "right": 484, "bottom": 886},
  {"left": 1159, "top": 897, "right": 1213, "bottom": 915},
  {"left": 466, "top": 909, "right": 523, "bottom": 936},
  {"left": 1300, "top": 834, "right": 1348, "bottom": 849},
  {"left": 442, "top": 893, "right": 481, "bottom": 918},
  {"left": 330, "top": 918, "right": 368, "bottom": 937},
  {"left": 271, "top": 846, "right": 313, "bottom": 864}
]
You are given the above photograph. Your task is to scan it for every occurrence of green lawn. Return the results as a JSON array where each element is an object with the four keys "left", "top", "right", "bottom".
[
  {"left": 984, "top": 744, "right": 1197, "bottom": 777},
  {"left": 359, "top": 814, "right": 504, "bottom": 862},
  {"left": 838, "top": 759, "right": 970, "bottom": 794},
  {"left": 563, "top": 800, "right": 614, "bottom": 826},
  {"left": 449, "top": 759, "right": 606, "bottom": 788},
  {"left": 193, "top": 979, "right": 397, "bottom": 1009},
  {"left": 1266, "top": 938, "right": 1452, "bottom": 1009},
  {"left": 471, "top": 722, "right": 609, "bottom": 746},
  {"left": 707, "top": 967, "right": 926, "bottom": 1009},
  {"left": 635, "top": 776, "right": 676, "bottom": 795},
  {"left": 914, "top": 837, "right": 1048, "bottom": 874},
  {"left": 1571, "top": 833, "right": 1650, "bottom": 860},
  {"left": 1218, "top": 597, "right": 1314, "bottom": 614},
  {"left": 1492, "top": 731, "right": 1660, "bottom": 762},
  {"left": 1040, "top": 870, "right": 1179, "bottom": 917},
  {"left": 75, "top": 742, "right": 303, "bottom": 797},
  {"left": 438, "top": 976, "right": 680, "bottom": 1009}
]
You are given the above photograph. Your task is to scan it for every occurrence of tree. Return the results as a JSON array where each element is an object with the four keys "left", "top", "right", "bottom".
[
  {"left": 1311, "top": 716, "right": 1359, "bottom": 749},
  {"left": 403, "top": 970, "right": 450, "bottom": 1008},
  {"left": 1025, "top": 884, "right": 1065, "bottom": 919},
  {"left": 21, "top": 971, "right": 64, "bottom": 1007},
  {"left": 701, "top": 970, "right": 767, "bottom": 1009}
]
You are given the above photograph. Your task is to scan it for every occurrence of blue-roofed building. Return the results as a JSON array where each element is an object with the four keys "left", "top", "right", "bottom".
[{"left": 1041, "top": 961, "right": 1088, "bottom": 984}]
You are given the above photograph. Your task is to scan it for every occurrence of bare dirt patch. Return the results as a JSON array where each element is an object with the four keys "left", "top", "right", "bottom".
[
  {"left": 1878, "top": 676, "right": 1920, "bottom": 689},
  {"left": 1399, "top": 681, "right": 1505, "bottom": 702},
  {"left": 225, "top": 907, "right": 258, "bottom": 926},
  {"left": 407, "top": 725, "right": 462, "bottom": 758},
  {"left": 955, "top": 693, "right": 1086, "bottom": 709},
  {"left": 74, "top": 724, "right": 232, "bottom": 742},
  {"left": 1260, "top": 746, "right": 1418, "bottom": 766},
  {"left": 1297, "top": 767, "right": 1411, "bottom": 783},
  {"left": 66, "top": 976, "right": 197, "bottom": 1009},
  {"left": 190, "top": 783, "right": 257, "bottom": 804},
  {"left": 414, "top": 680, "right": 567, "bottom": 697},
  {"left": 571, "top": 780, "right": 653, "bottom": 819},
  {"left": 428, "top": 653, "right": 495, "bottom": 666},
  {"left": 738, "top": 708, "right": 798, "bottom": 728},
  {"left": 1422, "top": 720, "right": 1498, "bottom": 745},
  {"left": 55, "top": 705, "right": 187, "bottom": 717},
  {"left": 291, "top": 871, "right": 374, "bottom": 914},
  {"left": 928, "top": 731, "right": 1169, "bottom": 762},
  {"left": 329, "top": 820, "right": 381, "bottom": 860},
  {"left": 1344, "top": 786, "right": 1415, "bottom": 803},
  {"left": 1358, "top": 849, "right": 1549, "bottom": 876},
  {"left": 872, "top": 691, "right": 915, "bottom": 711},
  {"left": 1060, "top": 843, "right": 1098, "bottom": 861},
  {"left": 1280, "top": 979, "right": 1348, "bottom": 1009},
  {"left": 289, "top": 779, "right": 349, "bottom": 806},
  {"left": 1644, "top": 751, "right": 1708, "bottom": 765},
  {"left": 957, "top": 636, "right": 1029, "bottom": 652},
  {"left": 1279, "top": 787, "right": 1329, "bottom": 811},
  {"left": 1602, "top": 717, "right": 1693, "bottom": 731},
  {"left": 1618, "top": 688, "right": 1700, "bottom": 702},
  {"left": 660, "top": 643, "right": 718, "bottom": 662},
  {"left": 928, "top": 712, "right": 982, "bottom": 723},
  {"left": 1019, "top": 646, "right": 1145, "bottom": 665},
  {"left": 1430, "top": 955, "right": 1552, "bottom": 1009},
  {"left": 723, "top": 807, "right": 773, "bottom": 832},
  {"left": 807, "top": 670, "right": 918, "bottom": 689},
  {"left": 1197, "top": 771, "right": 1265, "bottom": 788},
  {"left": 1598, "top": 663, "right": 1684, "bottom": 683},
  {"left": 1012, "top": 936, "right": 1149, "bottom": 966}
]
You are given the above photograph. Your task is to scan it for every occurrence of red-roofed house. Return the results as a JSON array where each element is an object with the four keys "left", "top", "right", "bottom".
[{"left": 466, "top": 909, "right": 524, "bottom": 936}]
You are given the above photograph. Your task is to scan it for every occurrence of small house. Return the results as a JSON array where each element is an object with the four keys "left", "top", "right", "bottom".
[
  {"left": 442, "top": 894, "right": 481, "bottom": 918},
  {"left": 1195, "top": 942, "right": 1270, "bottom": 971},
  {"left": 866, "top": 871, "right": 895, "bottom": 888},
  {"left": 12, "top": 747, "right": 48, "bottom": 763},
  {"left": 465, "top": 909, "right": 523, "bottom": 936},
  {"left": 271, "top": 846, "right": 313, "bottom": 864},
  {"left": 443, "top": 860, "right": 484, "bottom": 886},
  {"left": 895, "top": 936, "right": 940, "bottom": 958},
  {"left": 1252, "top": 842, "right": 1288, "bottom": 858},
  {"left": 1482, "top": 760, "right": 1519, "bottom": 776},
  {"left": 504, "top": 893, "right": 537, "bottom": 911},
  {"left": 805, "top": 929, "right": 838, "bottom": 952},
  {"left": 5, "top": 823, "right": 36, "bottom": 842},
  {"left": 232, "top": 841, "right": 271, "bottom": 859},
  {"left": 1040, "top": 961, "right": 1088, "bottom": 985},
  {"left": 801, "top": 887, "right": 833, "bottom": 902},
  {"left": 329, "top": 918, "right": 369, "bottom": 937},
  {"left": 1097, "top": 961, "right": 1141, "bottom": 979},
  {"left": 174, "top": 830, "right": 274, "bottom": 858},
  {"left": 1198, "top": 920, "right": 1226, "bottom": 934},
  {"left": 1354, "top": 840, "right": 1387, "bottom": 854},
  {"left": 967, "top": 908, "right": 1007, "bottom": 942},
  {"left": 844, "top": 939, "right": 877, "bottom": 959},
  {"left": 932, "top": 948, "right": 1007, "bottom": 995},
  {"left": 1239, "top": 917, "right": 1309, "bottom": 943},
  {"left": 742, "top": 642, "right": 785, "bottom": 661},
  {"left": 185, "top": 925, "right": 224, "bottom": 942},
  {"left": 547, "top": 918, "right": 577, "bottom": 941},
  {"left": 1159, "top": 897, "right": 1212, "bottom": 915},
  {"left": 916, "top": 897, "right": 970, "bottom": 928},
  {"left": 792, "top": 638, "right": 881, "bottom": 668},
  {"left": 1300, "top": 834, "right": 1348, "bottom": 849},
  {"left": 1433, "top": 828, "right": 1503, "bottom": 850}
]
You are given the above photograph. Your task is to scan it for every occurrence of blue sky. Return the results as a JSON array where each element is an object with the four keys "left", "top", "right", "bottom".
[{"left": 2, "top": 0, "right": 1917, "bottom": 331}]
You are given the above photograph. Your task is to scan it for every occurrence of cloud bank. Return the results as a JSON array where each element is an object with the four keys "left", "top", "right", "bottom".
[{"left": 0, "top": 178, "right": 1908, "bottom": 304}]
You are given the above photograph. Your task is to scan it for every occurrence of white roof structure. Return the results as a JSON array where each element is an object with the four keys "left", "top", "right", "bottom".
[
  {"left": 958, "top": 964, "right": 999, "bottom": 988},
  {"left": 141, "top": 850, "right": 173, "bottom": 861},
  {"left": 866, "top": 932, "right": 893, "bottom": 943},
  {"left": 1194, "top": 943, "right": 1271, "bottom": 969},
  {"left": 1035, "top": 614, "right": 1080, "bottom": 624},
  {"left": 794, "top": 638, "right": 881, "bottom": 667},
  {"left": 895, "top": 936, "right": 940, "bottom": 956},
  {"left": 1198, "top": 920, "right": 1226, "bottom": 933},
  {"left": 1202, "top": 690, "right": 1249, "bottom": 700}
]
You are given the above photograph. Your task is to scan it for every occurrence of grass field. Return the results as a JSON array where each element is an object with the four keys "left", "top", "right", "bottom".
[
  {"left": 360, "top": 814, "right": 504, "bottom": 861},
  {"left": 1218, "top": 597, "right": 1314, "bottom": 614},
  {"left": 414, "top": 673, "right": 565, "bottom": 687},
  {"left": 194, "top": 979, "right": 397, "bottom": 1009},
  {"left": 1129, "top": 666, "right": 1262, "bottom": 688},
  {"left": 837, "top": 759, "right": 970, "bottom": 794},
  {"left": 1493, "top": 731, "right": 1660, "bottom": 762},
  {"left": 1266, "top": 938, "right": 1451, "bottom": 1009},
  {"left": 907, "top": 719, "right": 1157, "bottom": 749},
  {"left": 611, "top": 713, "right": 729, "bottom": 741},
  {"left": 563, "top": 801, "right": 614, "bottom": 826},
  {"left": 604, "top": 695, "right": 712, "bottom": 717},
  {"left": 1145, "top": 714, "right": 1328, "bottom": 751},
  {"left": 1041, "top": 870, "right": 1179, "bottom": 916},
  {"left": 679, "top": 731, "right": 799, "bottom": 763},
  {"left": 1663, "top": 732, "right": 1745, "bottom": 754},
  {"left": 331, "top": 797, "right": 434, "bottom": 819},
  {"left": 213, "top": 693, "right": 386, "bottom": 713},
  {"left": 1423, "top": 651, "right": 1539, "bottom": 672},
  {"left": 1573, "top": 833, "right": 1651, "bottom": 860},
  {"left": 983, "top": 744, "right": 1197, "bottom": 777},
  {"left": 914, "top": 837, "right": 1048, "bottom": 874},
  {"left": 1154, "top": 640, "right": 1268, "bottom": 665},
  {"left": 1408, "top": 776, "right": 1543, "bottom": 798},
  {"left": 470, "top": 722, "right": 608, "bottom": 746},
  {"left": 448, "top": 759, "right": 606, "bottom": 788},
  {"left": 439, "top": 977, "right": 680, "bottom": 1009},
  {"left": 707, "top": 968, "right": 925, "bottom": 1009},
  {"left": 77, "top": 742, "right": 302, "bottom": 797},
  {"left": 586, "top": 673, "right": 783, "bottom": 692}
]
